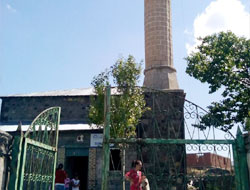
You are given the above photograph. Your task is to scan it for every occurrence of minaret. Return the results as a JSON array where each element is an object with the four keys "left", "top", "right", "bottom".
[{"left": 143, "top": 0, "right": 179, "bottom": 90}]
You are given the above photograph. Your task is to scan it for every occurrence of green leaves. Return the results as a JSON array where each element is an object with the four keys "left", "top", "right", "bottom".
[
  {"left": 186, "top": 31, "right": 250, "bottom": 131},
  {"left": 89, "top": 55, "right": 148, "bottom": 138}
]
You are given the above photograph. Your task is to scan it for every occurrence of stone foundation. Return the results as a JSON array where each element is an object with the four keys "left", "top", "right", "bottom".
[
  {"left": 140, "top": 90, "right": 186, "bottom": 190},
  {"left": 0, "top": 130, "right": 12, "bottom": 190}
]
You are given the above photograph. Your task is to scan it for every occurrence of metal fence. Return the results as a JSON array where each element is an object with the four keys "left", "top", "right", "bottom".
[{"left": 101, "top": 86, "right": 249, "bottom": 190}]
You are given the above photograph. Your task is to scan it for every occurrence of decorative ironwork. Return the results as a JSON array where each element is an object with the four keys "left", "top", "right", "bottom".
[
  {"left": 22, "top": 144, "right": 55, "bottom": 189},
  {"left": 25, "top": 107, "right": 61, "bottom": 147},
  {"left": 8, "top": 107, "right": 61, "bottom": 190},
  {"left": 183, "top": 99, "right": 235, "bottom": 140},
  {"left": 102, "top": 87, "right": 248, "bottom": 190}
]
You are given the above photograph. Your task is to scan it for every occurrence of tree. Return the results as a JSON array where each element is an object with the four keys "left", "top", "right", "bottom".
[
  {"left": 89, "top": 55, "right": 147, "bottom": 137},
  {"left": 245, "top": 117, "right": 250, "bottom": 131},
  {"left": 185, "top": 31, "right": 250, "bottom": 131},
  {"left": 88, "top": 55, "right": 148, "bottom": 190}
]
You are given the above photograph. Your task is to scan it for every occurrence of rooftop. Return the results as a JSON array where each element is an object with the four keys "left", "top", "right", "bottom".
[
  {"left": 0, "top": 88, "right": 95, "bottom": 98},
  {"left": 0, "top": 87, "right": 123, "bottom": 98}
]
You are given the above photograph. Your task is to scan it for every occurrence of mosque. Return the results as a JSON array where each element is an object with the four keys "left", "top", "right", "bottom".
[{"left": 0, "top": 0, "right": 185, "bottom": 189}]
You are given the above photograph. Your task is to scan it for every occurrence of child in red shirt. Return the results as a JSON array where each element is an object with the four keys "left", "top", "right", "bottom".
[{"left": 125, "top": 160, "right": 146, "bottom": 190}]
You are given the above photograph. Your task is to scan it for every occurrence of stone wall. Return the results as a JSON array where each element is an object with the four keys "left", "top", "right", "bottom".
[
  {"left": 0, "top": 130, "right": 12, "bottom": 190},
  {"left": 142, "top": 89, "right": 185, "bottom": 138},
  {"left": 140, "top": 89, "right": 186, "bottom": 190},
  {"left": 0, "top": 96, "right": 90, "bottom": 123},
  {"left": 88, "top": 148, "right": 97, "bottom": 190}
]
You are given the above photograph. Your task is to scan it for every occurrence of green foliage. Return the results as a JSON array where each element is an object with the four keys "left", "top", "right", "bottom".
[
  {"left": 245, "top": 117, "right": 250, "bottom": 131},
  {"left": 186, "top": 31, "right": 250, "bottom": 131},
  {"left": 89, "top": 55, "right": 148, "bottom": 138}
]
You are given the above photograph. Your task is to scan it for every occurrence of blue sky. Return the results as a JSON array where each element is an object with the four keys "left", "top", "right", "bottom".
[{"left": 0, "top": 0, "right": 249, "bottom": 110}]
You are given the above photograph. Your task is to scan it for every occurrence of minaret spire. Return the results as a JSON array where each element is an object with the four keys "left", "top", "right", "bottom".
[{"left": 143, "top": 0, "right": 179, "bottom": 90}]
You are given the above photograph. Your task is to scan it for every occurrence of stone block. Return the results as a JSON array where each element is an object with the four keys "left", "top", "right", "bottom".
[{"left": 0, "top": 130, "right": 12, "bottom": 190}]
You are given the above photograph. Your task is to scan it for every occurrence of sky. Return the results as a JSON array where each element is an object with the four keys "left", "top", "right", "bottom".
[{"left": 0, "top": 0, "right": 249, "bottom": 112}]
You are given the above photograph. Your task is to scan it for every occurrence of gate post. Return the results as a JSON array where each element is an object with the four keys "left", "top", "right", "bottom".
[
  {"left": 233, "top": 142, "right": 242, "bottom": 190},
  {"left": 235, "top": 128, "right": 249, "bottom": 190},
  {"left": 244, "top": 132, "right": 250, "bottom": 185},
  {"left": 18, "top": 138, "right": 28, "bottom": 190},
  {"left": 52, "top": 107, "right": 61, "bottom": 190},
  {"left": 8, "top": 126, "right": 23, "bottom": 190},
  {"left": 101, "top": 86, "right": 111, "bottom": 190}
]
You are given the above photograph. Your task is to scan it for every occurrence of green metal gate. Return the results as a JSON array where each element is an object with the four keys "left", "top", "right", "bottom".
[
  {"left": 101, "top": 87, "right": 249, "bottom": 190},
  {"left": 8, "top": 107, "right": 61, "bottom": 190}
]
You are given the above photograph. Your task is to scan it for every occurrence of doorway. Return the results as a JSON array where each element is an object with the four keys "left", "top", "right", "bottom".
[{"left": 66, "top": 156, "right": 88, "bottom": 190}]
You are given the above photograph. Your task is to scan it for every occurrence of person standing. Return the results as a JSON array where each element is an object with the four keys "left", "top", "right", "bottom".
[
  {"left": 71, "top": 174, "right": 80, "bottom": 190},
  {"left": 64, "top": 174, "right": 71, "bottom": 190},
  {"left": 55, "top": 164, "right": 67, "bottom": 190},
  {"left": 141, "top": 173, "right": 150, "bottom": 190},
  {"left": 125, "top": 160, "right": 145, "bottom": 190}
]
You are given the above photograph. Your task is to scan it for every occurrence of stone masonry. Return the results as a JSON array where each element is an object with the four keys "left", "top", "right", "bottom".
[
  {"left": 140, "top": 89, "right": 186, "bottom": 190},
  {"left": 0, "top": 130, "right": 12, "bottom": 190},
  {"left": 143, "top": 0, "right": 179, "bottom": 90},
  {"left": 0, "top": 96, "right": 90, "bottom": 123},
  {"left": 57, "top": 147, "right": 66, "bottom": 166},
  {"left": 88, "top": 148, "right": 97, "bottom": 190}
]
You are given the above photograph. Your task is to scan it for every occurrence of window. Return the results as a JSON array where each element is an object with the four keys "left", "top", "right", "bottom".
[{"left": 110, "top": 149, "right": 121, "bottom": 170}]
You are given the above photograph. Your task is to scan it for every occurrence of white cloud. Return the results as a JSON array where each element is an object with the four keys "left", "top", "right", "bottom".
[
  {"left": 6, "top": 4, "right": 17, "bottom": 13},
  {"left": 186, "top": 0, "right": 250, "bottom": 54}
]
